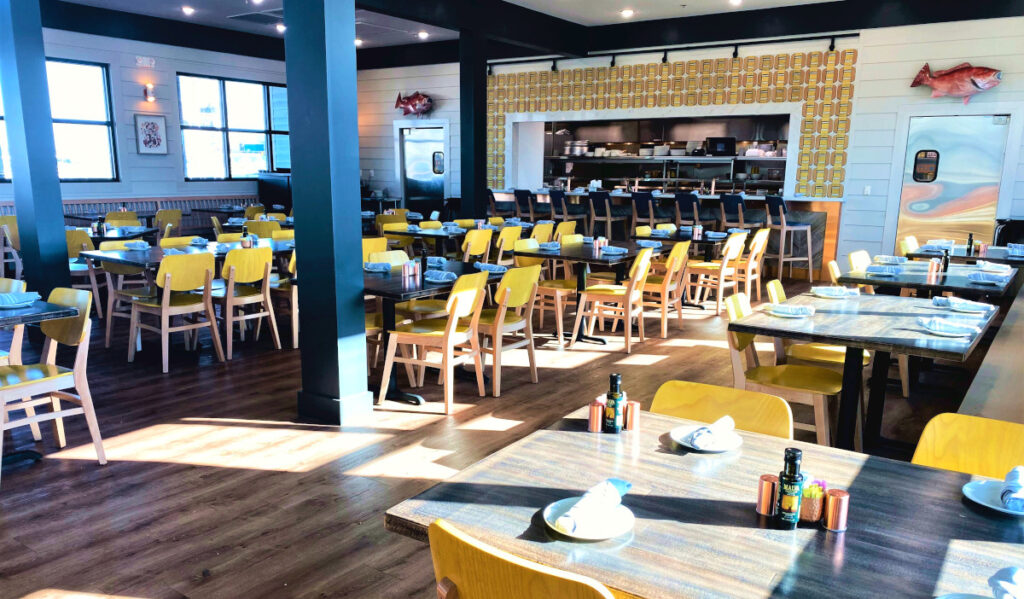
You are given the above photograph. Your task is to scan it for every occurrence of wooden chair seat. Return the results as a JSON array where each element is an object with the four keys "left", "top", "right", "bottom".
[
  {"left": 0, "top": 364, "right": 73, "bottom": 391},
  {"left": 786, "top": 343, "right": 871, "bottom": 366},
  {"left": 644, "top": 275, "right": 677, "bottom": 290},
  {"left": 538, "top": 278, "right": 577, "bottom": 291},
  {"left": 115, "top": 285, "right": 159, "bottom": 299},
  {"left": 744, "top": 365, "right": 843, "bottom": 396},
  {"left": 396, "top": 299, "right": 447, "bottom": 318},
  {"left": 131, "top": 291, "right": 205, "bottom": 308},
  {"left": 475, "top": 309, "right": 526, "bottom": 327},
  {"left": 583, "top": 283, "right": 639, "bottom": 299},
  {"left": 394, "top": 317, "right": 473, "bottom": 338}
]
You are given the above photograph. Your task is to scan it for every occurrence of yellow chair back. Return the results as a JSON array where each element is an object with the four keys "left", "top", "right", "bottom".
[
  {"left": 488, "top": 217, "right": 504, "bottom": 226},
  {"left": 375, "top": 213, "right": 406, "bottom": 233},
  {"left": 766, "top": 279, "right": 786, "bottom": 304},
  {"left": 368, "top": 250, "right": 410, "bottom": 267},
  {"left": 747, "top": 228, "right": 771, "bottom": 261},
  {"left": 288, "top": 251, "right": 296, "bottom": 274},
  {"left": 554, "top": 221, "right": 576, "bottom": 240},
  {"left": 272, "top": 230, "right": 295, "bottom": 241},
  {"left": 454, "top": 218, "right": 476, "bottom": 229},
  {"left": 656, "top": 223, "right": 677, "bottom": 233},
  {"left": 362, "top": 237, "right": 388, "bottom": 262},
  {"left": 211, "top": 216, "right": 224, "bottom": 236},
  {"left": 391, "top": 208, "right": 409, "bottom": 219},
  {"left": 446, "top": 271, "right": 488, "bottom": 318},
  {"left": 65, "top": 229, "right": 94, "bottom": 257},
  {"left": 513, "top": 238, "right": 545, "bottom": 268},
  {"left": 244, "top": 205, "right": 265, "bottom": 220},
  {"left": 160, "top": 236, "right": 195, "bottom": 248},
  {"left": 156, "top": 253, "right": 214, "bottom": 292},
  {"left": 105, "top": 210, "right": 137, "bottom": 221},
  {"left": 626, "top": 247, "right": 654, "bottom": 286},
  {"left": 663, "top": 240, "right": 691, "bottom": 277},
  {"left": 0, "top": 278, "right": 25, "bottom": 293},
  {"left": 461, "top": 229, "right": 492, "bottom": 258},
  {"left": 531, "top": 223, "right": 554, "bottom": 244},
  {"left": 106, "top": 218, "right": 142, "bottom": 227},
  {"left": 912, "top": 413, "right": 1024, "bottom": 480},
  {"left": 266, "top": 212, "right": 287, "bottom": 221},
  {"left": 721, "top": 231, "right": 748, "bottom": 262},
  {"left": 428, "top": 519, "right": 614, "bottom": 599},
  {"left": 223, "top": 247, "right": 272, "bottom": 284},
  {"left": 652, "top": 380, "right": 793, "bottom": 440},
  {"left": 635, "top": 225, "right": 652, "bottom": 237},
  {"left": 98, "top": 241, "right": 145, "bottom": 275},
  {"left": 899, "top": 236, "right": 920, "bottom": 256},
  {"left": 0, "top": 216, "right": 19, "bottom": 250},
  {"left": 827, "top": 260, "right": 842, "bottom": 285},
  {"left": 155, "top": 209, "right": 182, "bottom": 231},
  {"left": 849, "top": 250, "right": 872, "bottom": 272},
  {"left": 561, "top": 234, "right": 584, "bottom": 246},
  {"left": 495, "top": 265, "right": 542, "bottom": 309},
  {"left": 420, "top": 220, "right": 443, "bottom": 230},
  {"left": 218, "top": 233, "right": 244, "bottom": 243},
  {"left": 494, "top": 226, "right": 522, "bottom": 254},
  {"left": 247, "top": 220, "right": 281, "bottom": 239},
  {"left": 40, "top": 288, "right": 92, "bottom": 347},
  {"left": 725, "top": 292, "right": 755, "bottom": 351}
]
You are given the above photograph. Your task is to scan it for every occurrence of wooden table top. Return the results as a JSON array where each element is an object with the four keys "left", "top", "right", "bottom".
[
  {"left": 959, "top": 282, "right": 1024, "bottom": 424},
  {"left": 513, "top": 240, "right": 660, "bottom": 266},
  {"left": 80, "top": 239, "right": 294, "bottom": 269},
  {"left": 907, "top": 246, "right": 1024, "bottom": 265},
  {"left": 386, "top": 407, "right": 1024, "bottom": 598},
  {"left": 0, "top": 301, "right": 79, "bottom": 327},
  {"left": 838, "top": 262, "right": 1017, "bottom": 297},
  {"left": 728, "top": 292, "right": 997, "bottom": 361},
  {"left": 363, "top": 260, "right": 502, "bottom": 302}
]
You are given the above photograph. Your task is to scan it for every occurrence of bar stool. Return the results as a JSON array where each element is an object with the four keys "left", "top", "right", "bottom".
[
  {"left": 551, "top": 189, "right": 588, "bottom": 230},
  {"left": 673, "top": 192, "right": 712, "bottom": 228},
  {"left": 513, "top": 190, "right": 551, "bottom": 222},
  {"left": 587, "top": 191, "right": 631, "bottom": 240},
  {"left": 488, "top": 189, "right": 516, "bottom": 218},
  {"left": 631, "top": 191, "right": 673, "bottom": 230},
  {"left": 764, "top": 195, "right": 813, "bottom": 282},
  {"left": 719, "top": 194, "right": 763, "bottom": 230}
]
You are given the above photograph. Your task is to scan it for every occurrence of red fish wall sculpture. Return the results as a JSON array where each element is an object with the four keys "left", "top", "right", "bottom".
[
  {"left": 395, "top": 92, "right": 434, "bottom": 116},
  {"left": 910, "top": 63, "right": 1002, "bottom": 105}
]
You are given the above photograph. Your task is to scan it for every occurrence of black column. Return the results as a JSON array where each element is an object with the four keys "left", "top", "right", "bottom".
[
  {"left": 0, "top": 0, "right": 70, "bottom": 296},
  {"left": 458, "top": 28, "right": 488, "bottom": 219},
  {"left": 283, "top": 0, "right": 371, "bottom": 424}
]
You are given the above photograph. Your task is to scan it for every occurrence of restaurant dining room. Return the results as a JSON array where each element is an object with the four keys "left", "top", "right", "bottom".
[{"left": 1, "top": 0, "right": 1023, "bottom": 597}]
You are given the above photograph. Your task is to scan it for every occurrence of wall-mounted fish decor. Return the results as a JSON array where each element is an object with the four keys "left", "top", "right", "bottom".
[
  {"left": 911, "top": 63, "right": 1002, "bottom": 105},
  {"left": 395, "top": 92, "right": 433, "bottom": 116}
]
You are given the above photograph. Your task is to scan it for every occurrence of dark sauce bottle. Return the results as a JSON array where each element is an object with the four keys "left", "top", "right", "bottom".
[
  {"left": 602, "top": 373, "right": 624, "bottom": 434},
  {"left": 775, "top": 448, "right": 805, "bottom": 530}
]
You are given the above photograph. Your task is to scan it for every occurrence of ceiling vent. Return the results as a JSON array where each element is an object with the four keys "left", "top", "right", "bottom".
[{"left": 227, "top": 9, "right": 284, "bottom": 25}]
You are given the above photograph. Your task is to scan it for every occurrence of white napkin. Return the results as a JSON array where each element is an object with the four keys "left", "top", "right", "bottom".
[
  {"left": 553, "top": 478, "right": 631, "bottom": 537},
  {"left": 688, "top": 415, "right": 735, "bottom": 451},
  {"left": 917, "top": 317, "right": 980, "bottom": 336},
  {"left": 811, "top": 286, "right": 859, "bottom": 298},
  {"left": 991, "top": 567, "right": 1024, "bottom": 599},
  {"left": 931, "top": 296, "right": 994, "bottom": 312},
  {"left": 978, "top": 260, "right": 1012, "bottom": 273},
  {"left": 1002, "top": 466, "right": 1024, "bottom": 511}
]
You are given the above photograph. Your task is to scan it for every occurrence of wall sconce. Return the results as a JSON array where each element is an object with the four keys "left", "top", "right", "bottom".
[{"left": 143, "top": 83, "right": 156, "bottom": 103}]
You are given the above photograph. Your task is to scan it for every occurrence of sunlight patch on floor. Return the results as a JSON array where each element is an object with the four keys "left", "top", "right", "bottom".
[
  {"left": 50, "top": 422, "right": 390, "bottom": 472},
  {"left": 659, "top": 338, "right": 775, "bottom": 352},
  {"left": 21, "top": 590, "right": 145, "bottom": 599},
  {"left": 495, "top": 347, "right": 606, "bottom": 368},
  {"left": 456, "top": 413, "right": 522, "bottom": 432},
  {"left": 344, "top": 441, "right": 458, "bottom": 480},
  {"left": 613, "top": 353, "right": 669, "bottom": 366}
]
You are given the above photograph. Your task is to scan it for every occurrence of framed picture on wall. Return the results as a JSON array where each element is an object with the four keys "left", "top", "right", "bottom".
[{"left": 134, "top": 114, "right": 167, "bottom": 155}]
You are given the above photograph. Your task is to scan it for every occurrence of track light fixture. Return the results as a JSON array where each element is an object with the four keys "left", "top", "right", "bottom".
[
  {"left": 733, "top": 44, "right": 739, "bottom": 59},
  {"left": 551, "top": 59, "right": 557, "bottom": 72},
  {"left": 487, "top": 64, "right": 493, "bottom": 76},
  {"left": 829, "top": 36, "right": 836, "bottom": 51},
  {"left": 610, "top": 55, "right": 616, "bottom": 67},
  {"left": 661, "top": 51, "right": 668, "bottom": 64}
]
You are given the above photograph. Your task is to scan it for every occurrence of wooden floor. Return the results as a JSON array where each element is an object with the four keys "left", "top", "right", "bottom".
[{"left": 0, "top": 280, "right": 992, "bottom": 599}]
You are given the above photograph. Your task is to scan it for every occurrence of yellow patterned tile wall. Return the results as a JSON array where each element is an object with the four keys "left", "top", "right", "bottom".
[{"left": 486, "top": 49, "right": 857, "bottom": 198}]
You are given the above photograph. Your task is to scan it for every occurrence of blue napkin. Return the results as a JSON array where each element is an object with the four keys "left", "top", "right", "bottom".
[
  {"left": 977, "top": 260, "right": 1012, "bottom": 274},
  {"left": 727, "top": 228, "right": 749, "bottom": 235},
  {"left": 1003, "top": 467, "right": 1024, "bottom": 511},
  {"left": 932, "top": 296, "right": 994, "bottom": 312},
  {"left": 539, "top": 242, "right": 561, "bottom": 251},
  {"left": 1008, "top": 243, "right": 1024, "bottom": 256},
  {"left": 582, "top": 236, "right": 594, "bottom": 244},
  {"left": 424, "top": 270, "right": 458, "bottom": 283},
  {"left": 811, "top": 286, "right": 859, "bottom": 298},
  {"left": 363, "top": 262, "right": 392, "bottom": 273},
  {"left": 406, "top": 225, "right": 422, "bottom": 232},
  {"left": 917, "top": 317, "right": 980, "bottom": 336},
  {"left": 536, "top": 220, "right": 555, "bottom": 225},
  {"left": 216, "top": 243, "right": 231, "bottom": 253},
  {"left": 650, "top": 229, "right": 671, "bottom": 238},
  {"left": 0, "top": 292, "right": 40, "bottom": 306},
  {"left": 125, "top": 241, "right": 150, "bottom": 250},
  {"left": 426, "top": 256, "right": 446, "bottom": 268},
  {"left": 637, "top": 240, "right": 662, "bottom": 249},
  {"left": 873, "top": 255, "right": 907, "bottom": 265},
  {"left": 474, "top": 262, "right": 508, "bottom": 273},
  {"left": 122, "top": 226, "right": 147, "bottom": 233},
  {"left": 705, "top": 232, "right": 728, "bottom": 239},
  {"left": 865, "top": 264, "right": 903, "bottom": 275},
  {"left": 678, "top": 225, "right": 694, "bottom": 232},
  {"left": 406, "top": 212, "right": 424, "bottom": 220},
  {"left": 284, "top": 240, "right": 296, "bottom": 249},
  {"left": 767, "top": 303, "right": 815, "bottom": 317},
  {"left": 481, "top": 224, "right": 501, "bottom": 231},
  {"left": 163, "top": 248, "right": 186, "bottom": 256},
  {"left": 191, "top": 237, "right": 209, "bottom": 246},
  {"left": 285, "top": 217, "right": 294, "bottom": 224},
  {"left": 228, "top": 217, "right": 246, "bottom": 225},
  {"left": 442, "top": 221, "right": 457, "bottom": 227},
  {"left": 917, "top": 245, "right": 946, "bottom": 252},
  {"left": 360, "top": 211, "right": 374, "bottom": 217},
  {"left": 519, "top": 222, "right": 534, "bottom": 229},
  {"left": 601, "top": 246, "right": 628, "bottom": 255},
  {"left": 968, "top": 271, "right": 1011, "bottom": 284},
  {"left": 443, "top": 226, "right": 467, "bottom": 234},
  {"left": 926, "top": 239, "right": 956, "bottom": 248},
  {"left": 505, "top": 217, "right": 521, "bottom": 225}
]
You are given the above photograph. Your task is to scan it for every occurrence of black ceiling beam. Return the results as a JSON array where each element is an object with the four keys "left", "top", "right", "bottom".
[
  {"left": 357, "top": 39, "right": 528, "bottom": 70},
  {"left": 588, "top": 0, "right": 1024, "bottom": 52}
]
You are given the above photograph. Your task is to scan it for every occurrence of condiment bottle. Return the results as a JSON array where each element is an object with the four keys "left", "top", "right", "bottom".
[
  {"left": 967, "top": 233, "right": 974, "bottom": 256},
  {"left": 775, "top": 448, "right": 805, "bottom": 530},
  {"left": 941, "top": 249, "right": 950, "bottom": 273},
  {"left": 602, "top": 373, "right": 624, "bottom": 434}
]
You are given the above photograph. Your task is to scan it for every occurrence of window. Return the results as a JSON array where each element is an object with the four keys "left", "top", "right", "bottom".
[
  {"left": 912, "top": 150, "right": 939, "bottom": 183},
  {"left": 177, "top": 74, "right": 289, "bottom": 180},
  {"left": 0, "top": 59, "right": 117, "bottom": 182}
]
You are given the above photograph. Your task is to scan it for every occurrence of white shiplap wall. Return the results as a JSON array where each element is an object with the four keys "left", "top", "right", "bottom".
[
  {"left": 357, "top": 63, "right": 461, "bottom": 199},
  {"left": 842, "top": 16, "right": 1024, "bottom": 260},
  {"left": 0, "top": 28, "right": 286, "bottom": 201}
]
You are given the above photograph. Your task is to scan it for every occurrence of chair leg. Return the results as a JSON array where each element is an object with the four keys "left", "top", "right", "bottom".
[
  {"left": 104, "top": 275, "right": 118, "bottom": 349},
  {"left": 127, "top": 306, "right": 139, "bottom": 362},
  {"left": 492, "top": 333, "right": 503, "bottom": 397},
  {"left": 50, "top": 396, "right": 66, "bottom": 447},
  {"left": 87, "top": 269, "right": 104, "bottom": 319},
  {"left": 554, "top": 295, "right": 565, "bottom": 348},
  {"left": 160, "top": 311, "right": 170, "bottom": 373},
  {"left": 205, "top": 298, "right": 226, "bottom": 363},
  {"left": 442, "top": 353, "right": 454, "bottom": 415},
  {"left": 805, "top": 227, "right": 814, "bottom": 282},
  {"left": 660, "top": 298, "right": 668, "bottom": 339},
  {"left": 569, "top": 295, "right": 587, "bottom": 347},
  {"left": 224, "top": 304, "right": 234, "bottom": 361},
  {"left": 777, "top": 229, "right": 786, "bottom": 281},
  {"left": 637, "top": 303, "right": 645, "bottom": 343},
  {"left": 623, "top": 306, "right": 632, "bottom": 354},
  {"left": 813, "top": 394, "right": 832, "bottom": 446},
  {"left": 22, "top": 404, "right": 42, "bottom": 441},
  {"left": 526, "top": 325, "right": 538, "bottom": 384},
  {"left": 378, "top": 334, "right": 398, "bottom": 404},
  {"left": 470, "top": 335, "right": 486, "bottom": 397},
  {"left": 398, "top": 341, "right": 417, "bottom": 385},
  {"left": 264, "top": 295, "right": 282, "bottom": 350}
]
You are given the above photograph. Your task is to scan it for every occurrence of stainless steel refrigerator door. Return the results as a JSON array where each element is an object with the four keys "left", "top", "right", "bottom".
[
  {"left": 400, "top": 127, "right": 445, "bottom": 203},
  {"left": 897, "top": 114, "right": 1010, "bottom": 244}
]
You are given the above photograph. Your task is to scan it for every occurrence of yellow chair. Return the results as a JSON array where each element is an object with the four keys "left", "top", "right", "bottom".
[
  {"left": 100, "top": 240, "right": 156, "bottom": 349},
  {"left": 127, "top": 253, "right": 225, "bottom": 373},
  {"left": 0, "top": 288, "right": 106, "bottom": 487},
  {"left": 419, "top": 220, "right": 445, "bottom": 254},
  {"left": 765, "top": 280, "right": 870, "bottom": 370},
  {"left": 159, "top": 236, "right": 196, "bottom": 248},
  {"left": 362, "top": 237, "right": 388, "bottom": 263},
  {"left": 375, "top": 213, "right": 406, "bottom": 234},
  {"left": 733, "top": 228, "right": 771, "bottom": 302},
  {"left": 0, "top": 278, "right": 26, "bottom": 367},
  {"left": 105, "top": 210, "right": 137, "bottom": 222},
  {"left": 213, "top": 247, "right": 281, "bottom": 360},
  {"left": 487, "top": 217, "right": 504, "bottom": 226},
  {"left": 0, "top": 217, "right": 22, "bottom": 280},
  {"left": 553, "top": 221, "right": 577, "bottom": 241},
  {"left": 155, "top": 209, "right": 182, "bottom": 239},
  {"left": 246, "top": 220, "right": 281, "bottom": 239},
  {"left": 266, "top": 212, "right": 287, "bottom": 222},
  {"left": 684, "top": 231, "right": 747, "bottom": 315},
  {"left": 643, "top": 240, "right": 690, "bottom": 338},
  {"left": 635, "top": 225, "right": 652, "bottom": 237},
  {"left": 827, "top": 260, "right": 842, "bottom": 285},
  {"left": 571, "top": 248, "right": 653, "bottom": 354},
  {"left": 369, "top": 250, "right": 411, "bottom": 269},
  {"left": 454, "top": 218, "right": 477, "bottom": 229},
  {"left": 726, "top": 292, "right": 842, "bottom": 445},
  {"left": 217, "top": 233, "right": 244, "bottom": 243},
  {"left": 271, "top": 230, "right": 295, "bottom": 242},
  {"left": 428, "top": 519, "right": 614, "bottom": 599},
  {"left": 244, "top": 205, "right": 265, "bottom": 220},
  {"left": 105, "top": 217, "right": 142, "bottom": 228},
  {"left": 492, "top": 226, "right": 523, "bottom": 267},
  {"left": 210, "top": 216, "right": 224, "bottom": 237},
  {"left": 530, "top": 222, "right": 554, "bottom": 244},
  {"left": 270, "top": 251, "right": 299, "bottom": 349},
  {"left": 390, "top": 208, "right": 410, "bottom": 219},
  {"left": 467, "top": 265, "right": 541, "bottom": 397},
  {"left": 651, "top": 380, "right": 793, "bottom": 439},
  {"left": 66, "top": 229, "right": 105, "bottom": 318},
  {"left": 899, "top": 235, "right": 920, "bottom": 256},
  {"left": 912, "top": 413, "right": 1024, "bottom": 480},
  {"left": 460, "top": 229, "right": 492, "bottom": 263},
  {"left": 848, "top": 249, "right": 875, "bottom": 294},
  {"left": 378, "top": 272, "right": 488, "bottom": 414},
  {"left": 515, "top": 238, "right": 576, "bottom": 347},
  {"left": 382, "top": 223, "right": 414, "bottom": 252}
]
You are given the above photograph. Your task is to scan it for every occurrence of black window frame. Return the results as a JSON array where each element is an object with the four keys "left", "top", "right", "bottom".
[
  {"left": 176, "top": 72, "right": 289, "bottom": 182},
  {"left": 0, "top": 57, "right": 119, "bottom": 184}
]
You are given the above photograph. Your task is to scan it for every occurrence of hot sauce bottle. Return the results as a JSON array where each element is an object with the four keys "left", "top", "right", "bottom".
[
  {"left": 775, "top": 448, "right": 805, "bottom": 530},
  {"left": 602, "top": 373, "right": 624, "bottom": 434}
]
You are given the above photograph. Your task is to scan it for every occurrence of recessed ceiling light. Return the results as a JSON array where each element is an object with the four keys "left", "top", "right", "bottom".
[
  {"left": 251, "top": 0, "right": 264, "bottom": 4},
  {"left": 354, "top": 38, "right": 363, "bottom": 46},
  {"left": 620, "top": 8, "right": 635, "bottom": 18},
  {"left": 276, "top": 23, "right": 286, "bottom": 33},
  {"left": 181, "top": 5, "right": 195, "bottom": 16},
  {"left": 729, "top": 0, "right": 742, "bottom": 6},
  {"left": 417, "top": 30, "right": 430, "bottom": 40}
]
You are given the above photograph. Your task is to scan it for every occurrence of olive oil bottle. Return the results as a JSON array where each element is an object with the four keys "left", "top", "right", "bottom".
[
  {"left": 775, "top": 448, "right": 805, "bottom": 530},
  {"left": 602, "top": 373, "right": 624, "bottom": 434}
]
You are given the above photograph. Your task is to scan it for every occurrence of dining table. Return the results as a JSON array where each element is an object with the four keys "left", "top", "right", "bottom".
[
  {"left": 64, "top": 209, "right": 192, "bottom": 228},
  {"left": 728, "top": 292, "right": 999, "bottom": 454},
  {"left": 838, "top": 261, "right": 1017, "bottom": 299},
  {"left": 632, "top": 230, "right": 725, "bottom": 262},
  {"left": 193, "top": 206, "right": 249, "bottom": 218},
  {"left": 80, "top": 238, "right": 295, "bottom": 270},
  {"left": 906, "top": 245, "right": 1024, "bottom": 266},
  {"left": 73, "top": 226, "right": 158, "bottom": 243},
  {"left": 386, "top": 406, "right": 1024, "bottom": 599},
  {"left": 221, "top": 220, "right": 295, "bottom": 232}
]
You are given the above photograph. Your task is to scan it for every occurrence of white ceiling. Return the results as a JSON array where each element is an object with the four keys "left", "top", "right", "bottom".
[
  {"left": 61, "top": 1, "right": 459, "bottom": 47},
  {"left": 505, "top": 0, "right": 841, "bottom": 26}
]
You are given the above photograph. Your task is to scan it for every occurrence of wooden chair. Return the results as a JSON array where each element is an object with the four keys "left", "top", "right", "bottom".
[
  {"left": 726, "top": 292, "right": 842, "bottom": 445},
  {"left": 512, "top": 190, "right": 537, "bottom": 221},
  {"left": 683, "top": 231, "right": 747, "bottom": 315},
  {"left": 642, "top": 240, "right": 690, "bottom": 338},
  {"left": 488, "top": 189, "right": 516, "bottom": 218},
  {"left": 587, "top": 191, "right": 631, "bottom": 240},
  {"left": 375, "top": 213, "right": 406, "bottom": 235},
  {"left": 571, "top": 248, "right": 653, "bottom": 354},
  {"left": 270, "top": 251, "right": 299, "bottom": 349},
  {"left": 631, "top": 191, "right": 673, "bottom": 230},
  {"left": 719, "top": 194, "right": 763, "bottom": 229},
  {"left": 127, "top": 253, "right": 225, "bottom": 373},
  {"left": 651, "top": 380, "right": 793, "bottom": 439},
  {"left": 100, "top": 240, "right": 156, "bottom": 349},
  {"left": 551, "top": 189, "right": 588, "bottom": 229},
  {"left": 0, "top": 218, "right": 22, "bottom": 280},
  {"left": 0, "top": 278, "right": 25, "bottom": 365},
  {"left": 469, "top": 265, "right": 541, "bottom": 397},
  {"left": 765, "top": 279, "right": 870, "bottom": 371},
  {"left": 0, "top": 288, "right": 106, "bottom": 488},
  {"left": 369, "top": 250, "right": 410, "bottom": 269},
  {"left": 899, "top": 235, "right": 920, "bottom": 257},
  {"left": 764, "top": 195, "right": 813, "bottom": 282},
  {"left": 244, "top": 205, "right": 265, "bottom": 220},
  {"left": 381, "top": 223, "right": 415, "bottom": 253},
  {"left": 213, "top": 247, "right": 281, "bottom": 360},
  {"left": 362, "top": 237, "right": 388, "bottom": 263},
  {"left": 155, "top": 209, "right": 182, "bottom": 240},
  {"left": 530, "top": 222, "right": 554, "bottom": 244},
  {"left": 553, "top": 221, "right": 577, "bottom": 241},
  {"left": 733, "top": 228, "right": 771, "bottom": 302},
  {"left": 827, "top": 260, "right": 842, "bottom": 285},
  {"left": 105, "top": 216, "right": 142, "bottom": 228},
  {"left": 246, "top": 220, "right": 281, "bottom": 239},
  {"left": 428, "top": 519, "right": 614, "bottom": 599},
  {"left": 515, "top": 238, "right": 577, "bottom": 347},
  {"left": 217, "top": 233, "right": 244, "bottom": 243},
  {"left": 847, "top": 249, "right": 876, "bottom": 295},
  {"left": 266, "top": 212, "right": 287, "bottom": 222},
  {"left": 105, "top": 210, "right": 137, "bottom": 222},
  {"left": 67, "top": 230, "right": 105, "bottom": 318},
  {"left": 378, "top": 272, "right": 488, "bottom": 414},
  {"left": 460, "top": 229, "right": 493, "bottom": 263},
  {"left": 673, "top": 192, "right": 711, "bottom": 228},
  {"left": 912, "top": 413, "right": 1024, "bottom": 479},
  {"left": 271, "top": 230, "right": 295, "bottom": 242},
  {"left": 492, "top": 226, "right": 523, "bottom": 267},
  {"left": 210, "top": 216, "right": 224, "bottom": 237},
  {"left": 159, "top": 236, "right": 196, "bottom": 248}
]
